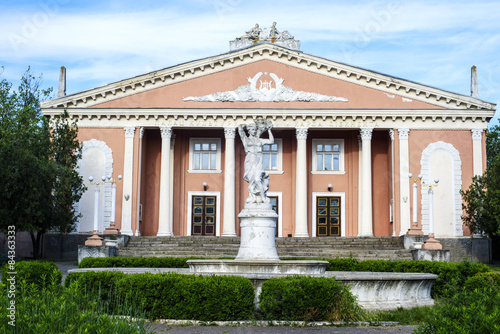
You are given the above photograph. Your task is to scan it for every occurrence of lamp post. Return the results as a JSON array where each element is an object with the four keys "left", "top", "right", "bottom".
[
  {"left": 421, "top": 177, "right": 442, "bottom": 250},
  {"left": 407, "top": 173, "right": 424, "bottom": 235},
  {"left": 103, "top": 174, "right": 123, "bottom": 235},
  {"left": 85, "top": 176, "right": 106, "bottom": 246}
]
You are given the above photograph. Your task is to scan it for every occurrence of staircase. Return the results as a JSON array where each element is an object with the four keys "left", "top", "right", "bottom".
[{"left": 117, "top": 236, "right": 413, "bottom": 261}]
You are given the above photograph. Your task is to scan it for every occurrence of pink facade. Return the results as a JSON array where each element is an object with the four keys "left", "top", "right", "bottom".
[{"left": 41, "top": 41, "right": 495, "bottom": 239}]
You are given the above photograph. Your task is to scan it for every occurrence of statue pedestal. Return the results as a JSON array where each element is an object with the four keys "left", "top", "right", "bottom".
[{"left": 236, "top": 203, "right": 279, "bottom": 261}]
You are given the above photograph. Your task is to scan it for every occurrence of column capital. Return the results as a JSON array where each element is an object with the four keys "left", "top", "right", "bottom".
[
  {"left": 295, "top": 127, "right": 308, "bottom": 140},
  {"left": 124, "top": 126, "right": 136, "bottom": 138},
  {"left": 389, "top": 129, "right": 395, "bottom": 141},
  {"left": 160, "top": 126, "right": 172, "bottom": 139},
  {"left": 139, "top": 127, "right": 145, "bottom": 139},
  {"left": 224, "top": 127, "right": 237, "bottom": 139},
  {"left": 398, "top": 128, "right": 410, "bottom": 140},
  {"left": 360, "top": 128, "right": 373, "bottom": 141},
  {"left": 471, "top": 128, "right": 483, "bottom": 141}
]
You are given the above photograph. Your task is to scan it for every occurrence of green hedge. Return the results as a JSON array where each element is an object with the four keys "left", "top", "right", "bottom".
[
  {"left": 464, "top": 272, "right": 500, "bottom": 291},
  {"left": 326, "top": 258, "right": 490, "bottom": 297},
  {"left": 66, "top": 272, "right": 255, "bottom": 321},
  {"left": 78, "top": 257, "right": 193, "bottom": 269},
  {"left": 1, "top": 261, "right": 62, "bottom": 289},
  {"left": 414, "top": 288, "right": 500, "bottom": 333},
  {"left": 259, "top": 276, "right": 361, "bottom": 322}
]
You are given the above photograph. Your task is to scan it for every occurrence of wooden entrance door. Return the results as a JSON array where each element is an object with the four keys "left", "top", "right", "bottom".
[
  {"left": 269, "top": 196, "right": 279, "bottom": 237},
  {"left": 191, "top": 196, "right": 216, "bottom": 236},
  {"left": 316, "top": 196, "right": 341, "bottom": 237}
]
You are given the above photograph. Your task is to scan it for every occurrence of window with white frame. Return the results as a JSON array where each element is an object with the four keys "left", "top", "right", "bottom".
[
  {"left": 312, "top": 139, "right": 345, "bottom": 174},
  {"left": 189, "top": 138, "right": 221, "bottom": 173},
  {"left": 262, "top": 139, "right": 283, "bottom": 174}
]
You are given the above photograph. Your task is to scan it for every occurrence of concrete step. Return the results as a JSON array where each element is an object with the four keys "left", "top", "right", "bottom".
[{"left": 117, "top": 236, "right": 411, "bottom": 261}]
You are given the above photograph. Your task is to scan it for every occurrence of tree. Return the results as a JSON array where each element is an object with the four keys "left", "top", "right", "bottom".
[
  {"left": 461, "top": 121, "right": 500, "bottom": 238},
  {"left": 0, "top": 68, "right": 85, "bottom": 258}
]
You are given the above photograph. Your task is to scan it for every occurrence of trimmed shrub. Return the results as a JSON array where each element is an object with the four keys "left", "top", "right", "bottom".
[
  {"left": 1, "top": 261, "right": 62, "bottom": 289},
  {"left": 64, "top": 271, "right": 126, "bottom": 306},
  {"left": 259, "top": 275, "right": 361, "bottom": 322},
  {"left": 414, "top": 288, "right": 500, "bottom": 333},
  {"left": 67, "top": 271, "right": 255, "bottom": 321},
  {"left": 0, "top": 274, "right": 149, "bottom": 333},
  {"left": 464, "top": 272, "right": 500, "bottom": 291},
  {"left": 326, "top": 258, "right": 489, "bottom": 298},
  {"left": 78, "top": 256, "right": 192, "bottom": 269}
]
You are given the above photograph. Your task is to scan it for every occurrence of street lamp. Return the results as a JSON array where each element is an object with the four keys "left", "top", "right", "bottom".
[
  {"left": 103, "top": 174, "right": 122, "bottom": 235},
  {"left": 84, "top": 175, "right": 106, "bottom": 246},
  {"left": 421, "top": 177, "right": 442, "bottom": 249}
]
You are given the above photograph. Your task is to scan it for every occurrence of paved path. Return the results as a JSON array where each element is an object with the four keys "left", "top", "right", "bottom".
[{"left": 145, "top": 324, "right": 418, "bottom": 333}]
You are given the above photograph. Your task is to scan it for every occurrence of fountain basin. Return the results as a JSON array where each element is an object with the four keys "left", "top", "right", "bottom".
[
  {"left": 187, "top": 259, "right": 329, "bottom": 275},
  {"left": 68, "top": 267, "right": 437, "bottom": 311}
]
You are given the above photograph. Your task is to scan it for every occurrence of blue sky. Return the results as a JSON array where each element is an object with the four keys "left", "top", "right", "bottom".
[{"left": 1, "top": 0, "right": 499, "bottom": 125}]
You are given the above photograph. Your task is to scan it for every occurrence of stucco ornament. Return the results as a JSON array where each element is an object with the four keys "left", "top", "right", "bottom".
[
  {"left": 229, "top": 22, "right": 300, "bottom": 50},
  {"left": 183, "top": 72, "right": 348, "bottom": 103},
  {"left": 238, "top": 119, "right": 274, "bottom": 204}
]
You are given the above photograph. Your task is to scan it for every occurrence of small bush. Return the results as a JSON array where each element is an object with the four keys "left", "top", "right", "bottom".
[
  {"left": 64, "top": 271, "right": 126, "bottom": 306},
  {"left": 259, "top": 275, "right": 362, "bottom": 322},
  {"left": 414, "top": 288, "right": 500, "bottom": 333},
  {"left": 326, "top": 258, "right": 489, "bottom": 298},
  {"left": 464, "top": 272, "right": 500, "bottom": 291},
  {"left": 0, "top": 274, "right": 149, "bottom": 333},
  {"left": 1, "top": 261, "right": 62, "bottom": 289},
  {"left": 67, "top": 271, "right": 255, "bottom": 321},
  {"left": 78, "top": 256, "right": 192, "bottom": 269}
]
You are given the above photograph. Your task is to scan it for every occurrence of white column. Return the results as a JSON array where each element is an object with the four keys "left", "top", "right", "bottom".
[
  {"left": 389, "top": 129, "right": 395, "bottom": 235},
  {"left": 93, "top": 187, "right": 100, "bottom": 232},
  {"left": 121, "top": 127, "right": 135, "bottom": 236},
  {"left": 471, "top": 129, "right": 483, "bottom": 176},
  {"left": 135, "top": 127, "right": 144, "bottom": 236},
  {"left": 157, "top": 126, "right": 173, "bottom": 236},
  {"left": 359, "top": 128, "right": 373, "bottom": 236},
  {"left": 398, "top": 128, "right": 411, "bottom": 235},
  {"left": 295, "top": 128, "right": 309, "bottom": 237},
  {"left": 222, "top": 127, "right": 237, "bottom": 236},
  {"left": 357, "top": 135, "right": 363, "bottom": 236}
]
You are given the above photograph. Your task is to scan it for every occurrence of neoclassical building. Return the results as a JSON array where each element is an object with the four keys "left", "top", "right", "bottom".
[{"left": 41, "top": 25, "right": 495, "bottom": 240}]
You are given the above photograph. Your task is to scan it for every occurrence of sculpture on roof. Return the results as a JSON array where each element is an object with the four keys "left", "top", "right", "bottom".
[
  {"left": 238, "top": 119, "right": 274, "bottom": 204},
  {"left": 230, "top": 22, "right": 300, "bottom": 51}
]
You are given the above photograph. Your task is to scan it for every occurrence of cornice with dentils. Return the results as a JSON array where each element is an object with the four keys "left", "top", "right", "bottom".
[{"left": 40, "top": 43, "right": 496, "bottom": 111}]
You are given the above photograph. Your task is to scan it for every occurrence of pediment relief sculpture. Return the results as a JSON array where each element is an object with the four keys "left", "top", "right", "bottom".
[{"left": 183, "top": 72, "right": 348, "bottom": 103}]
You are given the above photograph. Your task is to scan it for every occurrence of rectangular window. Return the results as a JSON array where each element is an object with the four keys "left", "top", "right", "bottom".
[
  {"left": 312, "top": 139, "right": 345, "bottom": 174},
  {"left": 189, "top": 138, "right": 221, "bottom": 173},
  {"left": 263, "top": 143, "right": 279, "bottom": 171}
]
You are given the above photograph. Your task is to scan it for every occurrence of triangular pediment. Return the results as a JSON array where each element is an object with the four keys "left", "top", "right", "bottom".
[{"left": 41, "top": 43, "right": 495, "bottom": 111}]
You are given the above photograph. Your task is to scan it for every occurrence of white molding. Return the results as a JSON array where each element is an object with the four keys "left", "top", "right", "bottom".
[
  {"left": 264, "top": 138, "right": 283, "bottom": 174},
  {"left": 188, "top": 138, "right": 222, "bottom": 173},
  {"left": 420, "top": 141, "right": 463, "bottom": 236},
  {"left": 267, "top": 192, "right": 283, "bottom": 237},
  {"left": 40, "top": 43, "right": 495, "bottom": 111},
  {"left": 41, "top": 108, "right": 493, "bottom": 130},
  {"left": 311, "top": 139, "right": 345, "bottom": 173},
  {"left": 187, "top": 191, "right": 221, "bottom": 236},
  {"left": 77, "top": 139, "right": 114, "bottom": 232},
  {"left": 312, "top": 192, "right": 346, "bottom": 237}
]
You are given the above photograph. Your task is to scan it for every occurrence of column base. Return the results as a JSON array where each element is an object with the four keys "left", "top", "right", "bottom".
[
  {"left": 156, "top": 231, "right": 174, "bottom": 237},
  {"left": 120, "top": 229, "right": 134, "bottom": 236},
  {"left": 294, "top": 232, "right": 310, "bottom": 238},
  {"left": 221, "top": 232, "right": 237, "bottom": 237}
]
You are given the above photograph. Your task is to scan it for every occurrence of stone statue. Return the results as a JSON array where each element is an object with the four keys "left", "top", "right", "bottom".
[{"left": 238, "top": 119, "right": 274, "bottom": 204}]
